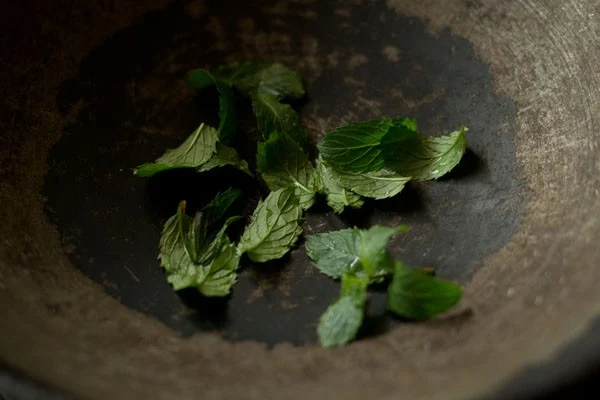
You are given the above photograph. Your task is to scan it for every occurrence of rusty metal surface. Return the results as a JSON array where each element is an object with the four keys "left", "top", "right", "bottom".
[{"left": 0, "top": 0, "right": 599, "bottom": 399}]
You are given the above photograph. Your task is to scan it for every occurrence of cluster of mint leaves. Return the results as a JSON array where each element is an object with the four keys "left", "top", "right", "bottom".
[
  {"left": 134, "top": 62, "right": 468, "bottom": 347},
  {"left": 307, "top": 226, "right": 462, "bottom": 347}
]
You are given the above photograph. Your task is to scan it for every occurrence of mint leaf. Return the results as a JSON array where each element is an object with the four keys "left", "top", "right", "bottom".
[
  {"left": 134, "top": 126, "right": 250, "bottom": 177},
  {"left": 384, "top": 126, "right": 468, "bottom": 181},
  {"left": 387, "top": 261, "right": 463, "bottom": 319},
  {"left": 187, "top": 189, "right": 241, "bottom": 261},
  {"left": 135, "top": 123, "right": 218, "bottom": 177},
  {"left": 214, "top": 83, "right": 237, "bottom": 143},
  {"left": 166, "top": 263, "right": 200, "bottom": 290},
  {"left": 305, "top": 229, "right": 361, "bottom": 278},
  {"left": 187, "top": 68, "right": 217, "bottom": 89},
  {"left": 254, "top": 63, "right": 305, "bottom": 98},
  {"left": 340, "top": 273, "right": 370, "bottom": 303},
  {"left": 251, "top": 92, "right": 305, "bottom": 142},
  {"left": 328, "top": 166, "right": 411, "bottom": 200},
  {"left": 215, "top": 62, "right": 305, "bottom": 99},
  {"left": 317, "top": 118, "right": 417, "bottom": 173},
  {"left": 238, "top": 187, "right": 303, "bottom": 262},
  {"left": 169, "top": 227, "right": 239, "bottom": 294},
  {"left": 196, "top": 143, "right": 252, "bottom": 176},
  {"left": 159, "top": 201, "right": 195, "bottom": 276},
  {"left": 196, "top": 216, "right": 241, "bottom": 265},
  {"left": 317, "top": 119, "right": 390, "bottom": 173},
  {"left": 214, "top": 62, "right": 306, "bottom": 142},
  {"left": 158, "top": 201, "right": 208, "bottom": 290},
  {"left": 197, "top": 238, "right": 239, "bottom": 296},
  {"left": 201, "top": 188, "right": 242, "bottom": 226},
  {"left": 318, "top": 297, "right": 363, "bottom": 348},
  {"left": 187, "top": 68, "right": 237, "bottom": 143},
  {"left": 159, "top": 196, "right": 241, "bottom": 295},
  {"left": 315, "top": 157, "right": 364, "bottom": 214},
  {"left": 398, "top": 117, "right": 418, "bottom": 132},
  {"left": 317, "top": 273, "right": 369, "bottom": 348},
  {"left": 307, "top": 225, "right": 408, "bottom": 280},
  {"left": 258, "top": 133, "right": 317, "bottom": 209},
  {"left": 359, "top": 225, "right": 408, "bottom": 275}
]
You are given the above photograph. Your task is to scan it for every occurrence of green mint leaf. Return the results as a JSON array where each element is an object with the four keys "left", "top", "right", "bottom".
[
  {"left": 315, "top": 157, "right": 364, "bottom": 214},
  {"left": 187, "top": 68, "right": 217, "bottom": 89},
  {"left": 169, "top": 229, "right": 239, "bottom": 294},
  {"left": 196, "top": 216, "right": 241, "bottom": 265},
  {"left": 359, "top": 225, "right": 408, "bottom": 276},
  {"left": 398, "top": 117, "right": 418, "bottom": 132},
  {"left": 317, "top": 118, "right": 417, "bottom": 173},
  {"left": 166, "top": 263, "right": 200, "bottom": 290},
  {"left": 201, "top": 188, "right": 242, "bottom": 226},
  {"left": 317, "top": 273, "right": 369, "bottom": 348},
  {"left": 135, "top": 123, "right": 218, "bottom": 177},
  {"left": 214, "top": 62, "right": 306, "bottom": 142},
  {"left": 167, "top": 218, "right": 240, "bottom": 293},
  {"left": 159, "top": 196, "right": 241, "bottom": 295},
  {"left": 237, "top": 187, "right": 303, "bottom": 263},
  {"left": 317, "top": 119, "right": 391, "bottom": 173},
  {"left": 257, "top": 133, "right": 317, "bottom": 209},
  {"left": 254, "top": 63, "right": 305, "bottom": 98},
  {"left": 384, "top": 126, "right": 468, "bottom": 181},
  {"left": 307, "top": 225, "right": 409, "bottom": 281},
  {"left": 187, "top": 188, "right": 241, "bottom": 258},
  {"left": 197, "top": 239, "right": 239, "bottom": 297},
  {"left": 305, "top": 229, "right": 361, "bottom": 278},
  {"left": 214, "top": 62, "right": 262, "bottom": 94},
  {"left": 251, "top": 92, "right": 305, "bottom": 143},
  {"left": 318, "top": 297, "right": 363, "bottom": 348},
  {"left": 158, "top": 201, "right": 195, "bottom": 275},
  {"left": 340, "top": 273, "right": 370, "bottom": 304},
  {"left": 187, "top": 68, "right": 237, "bottom": 143},
  {"left": 328, "top": 165, "right": 411, "bottom": 200},
  {"left": 215, "top": 83, "right": 237, "bottom": 143},
  {"left": 196, "top": 143, "right": 252, "bottom": 176},
  {"left": 214, "top": 62, "right": 305, "bottom": 99},
  {"left": 159, "top": 201, "right": 206, "bottom": 291},
  {"left": 387, "top": 261, "right": 463, "bottom": 319}
]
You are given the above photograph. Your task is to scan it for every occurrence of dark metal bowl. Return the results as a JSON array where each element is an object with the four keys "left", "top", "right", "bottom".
[{"left": 2, "top": 0, "right": 599, "bottom": 399}]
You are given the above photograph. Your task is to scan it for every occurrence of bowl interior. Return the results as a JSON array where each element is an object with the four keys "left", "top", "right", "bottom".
[{"left": 1, "top": 0, "right": 600, "bottom": 399}]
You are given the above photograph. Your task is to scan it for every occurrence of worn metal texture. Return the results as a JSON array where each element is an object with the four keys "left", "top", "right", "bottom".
[{"left": 0, "top": 0, "right": 599, "bottom": 399}]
